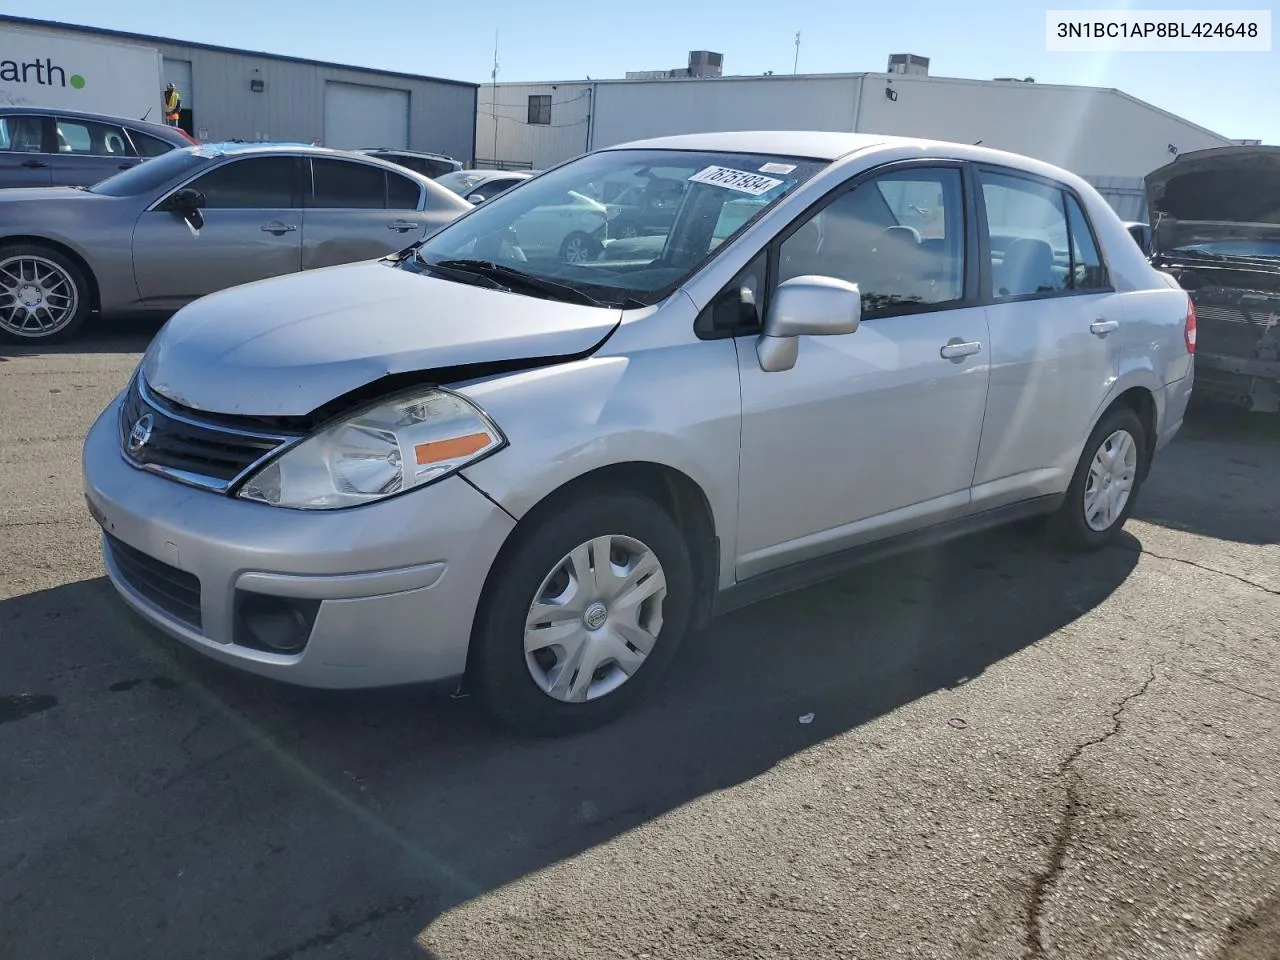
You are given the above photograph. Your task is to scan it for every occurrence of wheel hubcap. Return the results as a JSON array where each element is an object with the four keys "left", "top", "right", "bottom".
[
  {"left": 0, "top": 255, "right": 78, "bottom": 338},
  {"left": 524, "top": 534, "right": 667, "bottom": 703},
  {"left": 1083, "top": 428, "right": 1138, "bottom": 532},
  {"left": 565, "top": 238, "right": 588, "bottom": 262}
]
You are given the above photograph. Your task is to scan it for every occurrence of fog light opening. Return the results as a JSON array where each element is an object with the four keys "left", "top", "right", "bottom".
[{"left": 237, "top": 594, "right": 319, "bottom": 654}]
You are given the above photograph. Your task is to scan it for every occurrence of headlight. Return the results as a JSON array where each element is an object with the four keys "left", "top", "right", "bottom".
[{"left": 237, "top": 389, "right": 505, "bottom": 510}]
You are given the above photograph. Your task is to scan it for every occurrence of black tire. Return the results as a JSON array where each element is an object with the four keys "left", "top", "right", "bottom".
[
  {"left": 0, "top": 243, "right": 92, "bottom": 345},
  {"left": 558, "top": 231, "right": 602, "bottom": 264},
  {"left": 470, "top": 493, "right": 694, "bottom": 737},
  {"left": 1050, "top": 405, "right": 1148, "bottom": 551}
]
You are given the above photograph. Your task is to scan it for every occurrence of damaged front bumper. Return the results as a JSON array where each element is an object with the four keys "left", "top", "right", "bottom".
[{"left": 1186, "top": 286, "right": 1280, "bottom": 413}]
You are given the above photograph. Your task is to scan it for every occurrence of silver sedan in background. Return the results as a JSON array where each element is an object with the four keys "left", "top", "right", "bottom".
[{"left": 0, "top": 143, "right": 472, "bottom": 343}]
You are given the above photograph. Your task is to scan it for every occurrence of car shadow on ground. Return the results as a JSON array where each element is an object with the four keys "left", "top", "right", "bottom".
[
  {"left": 1134, "top": 399, "right": 1280, "bottom": 545},
  {"left": 0, "top": 317, "right": 162, "bottom": 361},
  {"left": 2, "top": 526, "right": 1141, "bottom": 960}
]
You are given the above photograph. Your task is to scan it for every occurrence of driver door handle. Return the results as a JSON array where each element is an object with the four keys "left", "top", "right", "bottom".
[
  {"left": 1090, "top": 319, "right": 1119, "bottom": 336},
  {"left": 940, "top": 339, "right": 982, "bottom": 361},
  {"left": 261, "top": 222, "right": 297, "bottom": 234},
  {"left": 21, "top": 159, "right": 48, "bottom": 168},
  {"left": 387, "top": 219, "right": 419, "bottom": 232}
]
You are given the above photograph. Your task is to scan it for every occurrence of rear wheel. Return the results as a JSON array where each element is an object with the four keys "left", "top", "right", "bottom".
[
  {"left": 0, "top": 245, "right": 91, "bottom": 344},
  {"left": 1050, "top": 405, "right": 1147, "bottom": 550},
  {"left": 559, "top": 231, "right": 601, "bottom": 264},
  {"left": 470, "top": 494, "right": 693, "bottom": 736}
]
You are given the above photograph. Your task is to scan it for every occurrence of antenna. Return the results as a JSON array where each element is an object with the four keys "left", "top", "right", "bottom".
[
  {"left": 793, "top": 31, "right": 801, "bottom": 74},
  {"left": 491, "top": 30, "right": 499, "bottom": 166}
]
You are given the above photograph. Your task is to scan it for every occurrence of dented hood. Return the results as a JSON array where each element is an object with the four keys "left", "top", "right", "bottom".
[
  {"left": 1146, "top": 146, "right": 1280, "bottom": 252},
  {"left": 142, "top": 260, "right": 621, "bottom": 417}
]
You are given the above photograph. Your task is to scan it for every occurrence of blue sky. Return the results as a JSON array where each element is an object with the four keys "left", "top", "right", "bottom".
[{"left": 6, "top": 0, "right": 1275, "bottom": 143}]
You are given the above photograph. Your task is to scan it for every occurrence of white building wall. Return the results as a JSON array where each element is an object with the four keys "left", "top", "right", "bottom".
[
  {"left": 590, "top": 75, "right": 863, "bottom": 149},
  {"left": 477, "top": 72, "right": 1230, "bottom": 194},
  {"left": 852, "top": 75, "right": 1229, "bottom": 179},
  {"left": 475, "top": 82, "right": 592, "bottom": 170}
]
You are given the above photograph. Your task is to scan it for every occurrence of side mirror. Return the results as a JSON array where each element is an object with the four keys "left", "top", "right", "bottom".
[
  {"left": 756, "top": 275, "right": 861, "bottom": 373},
  {"left": 163, "top": 187, "right": 206, "bottom": 231}
]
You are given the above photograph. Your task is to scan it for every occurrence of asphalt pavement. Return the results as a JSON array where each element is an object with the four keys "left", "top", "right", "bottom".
[{"left": 2, "top": 322, "right": 1277, "bottom": 960}]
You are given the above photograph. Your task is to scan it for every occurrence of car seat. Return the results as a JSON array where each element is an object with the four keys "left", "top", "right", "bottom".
[{"left": 995, "top": 237, "right": 1056, "bottom": 298}]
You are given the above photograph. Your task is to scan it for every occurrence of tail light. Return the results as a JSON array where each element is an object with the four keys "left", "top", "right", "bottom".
[{"left": 1184, "top": 296, "right": 1197, "bottom": 354}]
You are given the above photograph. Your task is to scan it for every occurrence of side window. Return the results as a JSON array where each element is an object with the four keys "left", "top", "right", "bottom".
[
  {"left": 421, "top": 159, "right": 455, "bottom": 179},
  {"left": 311, "top": 158, "right": 387, "bottom": 209},
  {"left": 696, "top": 251, "right": 768, "bottom": 338},
  {"left": 129, "top": 130, "right": 175, "bottom": 158},
  {"left": 387, "top": 172, "right": 421, "bottom": 210},
  {"left": 0, "top": 115, "right": 47, "bottom": 153},
  {"left": 188, "top": 157, "right": 296, "bottom": 209},
  {"left": 1065, "top": 195, "right": 1109, "bottom": 290},
  {"left": 980, "top": 172, "right": 1070, "bottom": 299},
  {"left": 55, "top": 118, "right": 135, "bottom": 157},
  {"left": 777, "top": 167, "right": 966, "bottom": 319}
]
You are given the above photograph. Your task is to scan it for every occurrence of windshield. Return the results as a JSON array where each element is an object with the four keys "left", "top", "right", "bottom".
[
  {"left": 89, "top": 147, "right": 214, "bottom": 196},
  {"left": 411, "top": 149, "right": 826, "bottom": 307},
  {"left": 1170, "top": 238, "right": 1280, "bottom": 260}
]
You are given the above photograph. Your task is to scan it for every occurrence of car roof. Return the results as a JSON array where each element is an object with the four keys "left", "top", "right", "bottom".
[
  {"left": 453, "top": 169, "right": 534, "bottom": 180},
  {"left": 360, "top": 148, "right": 458, "bottom": 162},
  {"left": 0, "top": 104, "right": 186, "bottom": 136},
  {"left": 605, "top": 130, "right": 1095, "bottom": 190}
]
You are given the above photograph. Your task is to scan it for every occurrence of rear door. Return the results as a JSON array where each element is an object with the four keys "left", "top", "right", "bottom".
[
  {"left": 132, "top": 155, "right": 303, "bottom": 305},
  {"left": 302, "top": 157, "right": 427, "bottom": 269},
  {"left": 0, "top": 114, "right": 54, "bottom": 187},
  {"left": 969, "top": 167, "right": 1123, "bottom": 509},
  {"left": 50, "top": 116, "right": 141, "bottom": 186}
]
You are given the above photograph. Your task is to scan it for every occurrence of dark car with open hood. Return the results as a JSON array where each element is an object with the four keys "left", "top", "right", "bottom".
[{"left": 1145, "top": 145, "right": 1280, "bottom": 413}]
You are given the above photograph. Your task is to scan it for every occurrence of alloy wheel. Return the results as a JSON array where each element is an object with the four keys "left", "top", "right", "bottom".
[
  {"left": 563, "top": 236, "right": 591, "bottom": 263},
  {"left": 0, "top": 255, "right": 80, "bottom": 339},
  {"left": 523, "top": 534, "right": 667, "bottom": 703}
]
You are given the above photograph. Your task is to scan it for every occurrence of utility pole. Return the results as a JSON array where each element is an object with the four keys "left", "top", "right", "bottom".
[
  {"left": 491, "top": 31, "right": 499, "bottom": 166},
  {"left": 793, "top": 31, "right": 800, "bottom": 74}
]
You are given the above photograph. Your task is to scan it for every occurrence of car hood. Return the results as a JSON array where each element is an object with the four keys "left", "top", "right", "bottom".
[
  {"left": 142, "top": 260, "right": 622, "bottom": 417},
  {"left": 0, "top": 186, "right": 102, "bottom": 204},
  {"left": 1145, "top": 146, "right": 1280, "bottom": 253}
]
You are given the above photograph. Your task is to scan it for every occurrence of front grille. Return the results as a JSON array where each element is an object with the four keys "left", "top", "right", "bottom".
[
  {"left": 118, "top": 376, "right": 295, "bottom": 490},
  {"left": 106, "top": 533, "right": 203, "bottom": 630}
]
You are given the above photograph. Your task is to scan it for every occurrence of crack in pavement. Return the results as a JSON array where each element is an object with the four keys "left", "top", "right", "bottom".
[
  {"left": 255, "top": 896, "right": 422, "bottom": 960},
  {"left": 1024, "top": 662, "right": 1161, "bottom": 960},
  {"left": 1115, "top": 542, "right": 1280, "bottom": 596}
]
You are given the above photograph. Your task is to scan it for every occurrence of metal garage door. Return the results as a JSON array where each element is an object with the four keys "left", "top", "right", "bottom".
[{"left": 323, "top": 81, "right": 410, "bottom": 150}]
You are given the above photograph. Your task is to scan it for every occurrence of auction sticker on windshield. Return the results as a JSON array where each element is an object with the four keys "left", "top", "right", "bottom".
[{"left": 688, "top": 166, "right": 785, "bottom": 196}]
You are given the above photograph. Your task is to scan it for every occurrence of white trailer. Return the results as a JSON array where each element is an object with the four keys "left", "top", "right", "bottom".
[{"left": 0, "top": 23, "right": 163, "bottom": 121}]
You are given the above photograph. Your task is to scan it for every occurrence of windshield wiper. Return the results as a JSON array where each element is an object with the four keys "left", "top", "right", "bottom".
[
  {"left": 433, "top": 259, "right": 611, "bottom": 307},
  {"left": 412, "top": 253, "right": 508, "bottom": 291}
]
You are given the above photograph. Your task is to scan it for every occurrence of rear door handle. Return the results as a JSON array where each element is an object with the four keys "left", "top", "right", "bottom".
[
  {"left": 261, "top": 222, "right": 297, "bottom": 234},
  {"left": 940, "top": 339, "right": 983, "bottom": 361},
  {"left": 21, "top": 159, "right": 48, "bottom": 168},
  {"left": 1090, "top": 319, "right": 1119, "bottom": 336},
  {"left": 387, "top": 219, "right": 419, "bottom": 232}
]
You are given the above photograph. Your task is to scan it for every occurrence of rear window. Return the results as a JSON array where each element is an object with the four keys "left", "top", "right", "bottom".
[{"left": 88, "top": 148, "right": 212, "bottom": 196}]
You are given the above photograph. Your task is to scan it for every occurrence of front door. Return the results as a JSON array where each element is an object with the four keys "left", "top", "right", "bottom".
[
  {"left": 132, "top": 155, "right": 303, "bottom": 306},
  {"left": 734, "top": 164, "right": 992, "bottom": 580},
  {"left": 969, "top": 168, "right": 1123, "bottom": 509},
  {"left": 301, "top": 157, "right": 427, "bottom": 270},
  {"left": 0, "top": 114, "right": 53, "bottom": 187},
  {"left": 50, "top": 116, "right": 141, "bottom": 187}
]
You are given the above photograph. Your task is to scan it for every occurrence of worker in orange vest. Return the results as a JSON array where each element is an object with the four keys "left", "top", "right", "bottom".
[{"left": 163, "top": 83, "right": 182, "bottom": 126}]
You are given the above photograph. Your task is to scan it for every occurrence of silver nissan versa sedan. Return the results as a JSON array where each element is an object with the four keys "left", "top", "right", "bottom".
[{"left": 82, "top": 131, "right": 1196, "bottom": 736}]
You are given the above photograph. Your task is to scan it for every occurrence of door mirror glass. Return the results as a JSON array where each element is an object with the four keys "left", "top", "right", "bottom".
[{"left": 757, "top": 275, "right": 861, "bottom": 373}]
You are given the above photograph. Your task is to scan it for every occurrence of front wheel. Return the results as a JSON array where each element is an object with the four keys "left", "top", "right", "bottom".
[
  {"left": 470, "top": 494, "right": 694, "bottom": 736},
  {"left": 1050, "top": 405, "right": 1147, "bottom": 550}
]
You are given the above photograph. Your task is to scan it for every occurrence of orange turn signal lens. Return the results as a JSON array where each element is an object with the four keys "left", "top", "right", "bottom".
[{"left": 414, "top": 432, "right": 492, "bottom": 466}]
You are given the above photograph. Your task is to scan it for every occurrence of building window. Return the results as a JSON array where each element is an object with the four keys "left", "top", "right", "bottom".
[{"left": 527, "top": 95, "right": 551, "bottom": 125}]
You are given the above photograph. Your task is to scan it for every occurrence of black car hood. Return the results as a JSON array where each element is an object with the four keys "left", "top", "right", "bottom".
[{"left": 1146, "top": 146, "right": 1280, "bottom": 254}]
